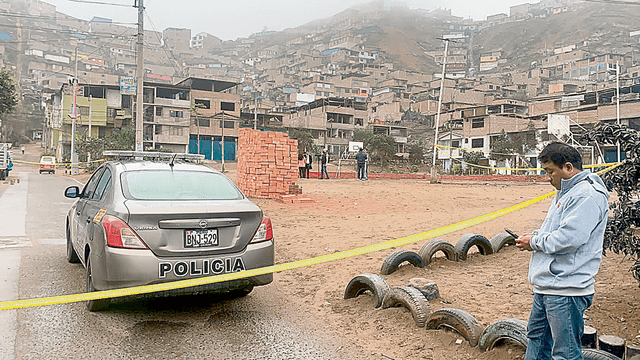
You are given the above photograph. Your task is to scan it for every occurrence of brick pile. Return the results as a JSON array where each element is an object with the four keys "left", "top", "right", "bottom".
[{"left": 237, "top": 128, "right": 300, "bottom": 199}]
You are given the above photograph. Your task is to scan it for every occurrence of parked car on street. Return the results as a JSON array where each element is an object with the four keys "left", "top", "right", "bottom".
[
  {"left": 39, "top": 156, "right": 56, "bottom": 174},
  {"left": 64, "top": 151, "right": 274, "bottom": 311}
]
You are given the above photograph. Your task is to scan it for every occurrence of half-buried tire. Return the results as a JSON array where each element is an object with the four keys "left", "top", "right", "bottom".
[
  {"left": 344, "top": 273, "right": 391, "bottom": 308},
  {"left": 418, "top": 239, "right": 458, "bottom": 266},
  {"left": 581, "top": 348, "right": 622, "bottom": 360},
  {"left": 478, "top": 318, "right": 528, "bottom": 352},
  {"left": 455, "top": 234, "right": 494, "bottom": 261},
  {"left": 380, "top": 250, "right": 424, "bottom": 275},
  {"left": 490, "top": 232, "right": 516, "bottom": 253},
  {"left": 425, "top": 307, "right": 484, "bottom": 348},
  {"left": 381, "top": 286, "right": 431, "bottom": 327}
]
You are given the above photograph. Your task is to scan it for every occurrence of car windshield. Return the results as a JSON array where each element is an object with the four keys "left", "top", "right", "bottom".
[
  {"left": 122, "top": 170, "right": 243, "bottom": 200},
  {"left": 41, "top": 157, "right": 54, "bottom": 163}
]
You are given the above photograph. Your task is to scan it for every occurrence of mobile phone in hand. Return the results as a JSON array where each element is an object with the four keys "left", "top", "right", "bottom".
[{"left": 504, "top": 228, "right": 519, "bottom": 238}]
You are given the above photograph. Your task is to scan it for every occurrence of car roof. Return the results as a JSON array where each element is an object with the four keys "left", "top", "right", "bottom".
[{"left": 107, "top": 160, "right": 219, "bottom": 173}]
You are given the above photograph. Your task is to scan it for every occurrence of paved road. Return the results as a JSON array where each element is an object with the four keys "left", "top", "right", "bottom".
[{"left": 0, "top": 162, "right": 363, "bottom": 359}]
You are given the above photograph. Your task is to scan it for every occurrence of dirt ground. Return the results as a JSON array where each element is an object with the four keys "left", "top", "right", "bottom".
[
  {"left": 224, "top": 163, "right": 640, "bottom": 360},
  {"left": 10, "top": 142, "right": 638, "bottom": 360}
]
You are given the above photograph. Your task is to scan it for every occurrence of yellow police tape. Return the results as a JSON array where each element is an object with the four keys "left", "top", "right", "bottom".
[
  {"left": 0, "top": 163, "right": 622, "bottom": 311},
  {"left": 451, "top": 157, "right": 620, "bottom": 172},
  {"left": 13, "top": 159, "right": 106, "bottom": 166}
]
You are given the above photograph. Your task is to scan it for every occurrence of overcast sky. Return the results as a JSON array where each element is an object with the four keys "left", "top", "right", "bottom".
[{"left": 44, "top": 0, "right": 527, "bottom": 40}]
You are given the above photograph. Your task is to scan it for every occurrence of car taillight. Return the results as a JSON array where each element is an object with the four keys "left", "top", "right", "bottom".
[
  {"left": 250, "top": 216, "right": 273, "bottom": 244},
  {"left": 101, "top": 215, "right": 148, "bottom": 249}
]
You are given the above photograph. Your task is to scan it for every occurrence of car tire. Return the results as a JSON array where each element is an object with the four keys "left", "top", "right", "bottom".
[
  {"left": 455, "top": 234, "right": 494, "bottom": 261},
  {"left": 381, "top": 286, "right": 431, "bottom": 327},
  {"left": 380, "top": 250, "right": 424, "bottom": 275},
  {"left": 478, "top": 318, "right": 528, "bottom": 351},
  {"left": 418, "top": 238, "right": 458, "bottom": 266},
  {"left": 51, "top": 170, "right": 55, "bottom": 174},
  {"left": 66, "top": 224, "right": 80, "bottom": 264},
  {"left": 425, "top": 307, "right": 484, "bottom": 348},
  {"left": 490, "top": 232, "right": 516, "bottom": 253},
  {"left": 344, "top": 273, "right": 390, "bottom": 308},
  {"left": 0, "top": 170, "right": 5, "bottom": 180},
  {"left": 86, "top": 257, "right": 109, "bottom": 312},
  {"left": 581, "top": 348, "right": 622, "bottom": 360}
]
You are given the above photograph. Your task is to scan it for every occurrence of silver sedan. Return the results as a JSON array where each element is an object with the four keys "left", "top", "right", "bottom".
[{"left": 64, "top": 155, "right": 274, "bottom": 311}]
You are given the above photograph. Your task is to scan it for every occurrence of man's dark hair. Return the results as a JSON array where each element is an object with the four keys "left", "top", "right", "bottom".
[{"left": 539, "top": 142, "right": 583, "bottom": 170}]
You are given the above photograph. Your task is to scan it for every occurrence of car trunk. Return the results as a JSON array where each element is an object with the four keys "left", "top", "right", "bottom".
[{"left": 124, "top": 199, "right": 262, "bottom": 258}]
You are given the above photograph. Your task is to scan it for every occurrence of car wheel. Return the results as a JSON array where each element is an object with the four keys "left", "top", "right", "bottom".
[
  {"left": 51, "top": 170, "right": 55, "bottom": 174},
  {"left": 66, "top": 225, "right": 80, "bottom": 263},
  {"left": 86, "top": 257, "right": 109, "bottom": 311}
]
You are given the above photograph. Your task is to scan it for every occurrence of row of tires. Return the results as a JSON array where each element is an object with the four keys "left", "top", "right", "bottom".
[
  {"left": 380, "top": 232, "right": 516, "bottom": 275},
  {"left": 343, "top": 273, "right": 625, "bottom": 359}
]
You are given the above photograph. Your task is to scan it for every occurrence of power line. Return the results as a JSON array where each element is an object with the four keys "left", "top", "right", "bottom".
[
  {"left": 66, "top": 0, "right": 132, "bottom": 7},
  {"left": 143, "top": 9, "right": 185, "bottom": 77}
]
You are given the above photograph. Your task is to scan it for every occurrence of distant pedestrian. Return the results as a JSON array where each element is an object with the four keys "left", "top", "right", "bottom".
[
  {"left": 321, "top": 149, "right": 330, "bottom": 179},
  {"left": 363, "top": 148, "right": 369, "bottom": 180},
  {"left": 20, "top": 145, "right": 25, "bottom": 155},
  {"left": 298, "top": 154, "right": 306, "bottom": 178},
  {"left": 304, "top": 150, "right": 312, "bottom": 178},
  {"left": 355, "top": 147, "right": 367, "bottom": 180}
]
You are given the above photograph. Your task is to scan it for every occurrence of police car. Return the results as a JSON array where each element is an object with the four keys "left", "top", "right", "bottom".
[{"left": 64, "top": 151, "right": 274, "bottom": 311}]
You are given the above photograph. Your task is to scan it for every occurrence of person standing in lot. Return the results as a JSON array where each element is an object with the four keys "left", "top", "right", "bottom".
[
  {"left": 320, "top": 149, "right": 330, "bottom": 179},
  {"left": 363, "top": 148, "right": 369, "bottom": 180},
  {"left": 355, "top": 148, "right": 367, "bottom": 180},
  {"left": 305, "top": 150, "right": 313, "bottom": 178},
  {"left": 515, "top": 142, "right": 609, "bottom": 360},
  {"left": 298, "top": 154, "right": 306, "bottom": 178}
]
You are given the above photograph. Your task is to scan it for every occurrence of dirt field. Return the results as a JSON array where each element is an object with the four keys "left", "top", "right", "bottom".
[
  {"left": 51, "top": 155, "right": 640, "bottom": 360},
  {"left": 221, "top": 165, "right": 639, "bottom": 360}
]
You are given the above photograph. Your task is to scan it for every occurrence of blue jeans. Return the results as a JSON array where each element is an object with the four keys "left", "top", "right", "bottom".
[
  {"left": 524, "top": 293, "right": 593, "bottom": 360},
  {"left": 321, "top": 163, "right": 329, "bottom": 179}
]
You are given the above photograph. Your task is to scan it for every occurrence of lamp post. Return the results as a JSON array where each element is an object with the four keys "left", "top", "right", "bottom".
[
  {"left": 70, "top": 49, "right": 79, "bottom": 175},
  {"left": 431, "top": 38, "right": 449, "bottom": 183},
  {"left": 616, "top": 60, "right": 621, "bottom": 162}
]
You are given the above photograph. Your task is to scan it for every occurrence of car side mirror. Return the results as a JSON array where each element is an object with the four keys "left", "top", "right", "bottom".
[{"left": 65, "top": 186, "right": 80, "bottom": 198}]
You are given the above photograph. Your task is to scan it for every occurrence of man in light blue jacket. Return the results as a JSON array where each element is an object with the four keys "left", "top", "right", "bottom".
[{"left": 516, "top": 142, "right": 609, "bottom": 360}]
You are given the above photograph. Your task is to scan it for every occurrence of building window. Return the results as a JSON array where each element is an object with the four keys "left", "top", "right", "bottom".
[
  {"left": 169, "top": 110, "right": 183, "bottom": 118},
  {"left": 194, "top": 99, "right": 211, "bottom": 109},
  {"left": 155, "top": 125, "right": 162, "bottom": 135},
  {"left": 488, "top": 85, "right": 494, "bottom": 89},
  {"left": 219, "top": 120, "right": 234, "bottom": 129},
  {"left": 452, "top": 140, "right": 460, "bottom": 148},
  {"left": 156, "top": 107, "right": 162, "bottom": 116},
  {"left": 196, "top": 118, "right": 210, "bottom": 127},
  {"left": 78, "top": 106, "right": 90, "bottom": 116},
  {"left": 316, "top": 91, "right": 322, "bottom": 96},
  {"left": 471, "top": 118, "right": 484, "bottom": 128},
  {"left": 324, "top": 92, "right": 330, "bottom": 96},
  {"left": 471, "top": 138, "right": 484, "bottom": 148},
  {"left": 355, "top": 118, "right": 363, "bottom": 126}
]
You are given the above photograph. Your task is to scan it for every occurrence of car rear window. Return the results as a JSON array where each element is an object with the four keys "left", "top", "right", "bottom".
[
  {"left": 40, "top": 157, "right": 54, "bottom": 164},
  {"left": 122, "top": 170, "right": 243, "bottom": 200}
]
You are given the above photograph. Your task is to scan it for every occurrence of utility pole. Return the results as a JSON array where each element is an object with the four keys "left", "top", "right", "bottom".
[
  {"left": 431, "top": 38, "right": 449, "bottom": 183},
  {"left": 88, "top": 94, "right": 92, "bottom": 163},
  {"left": 135, "top": 0, "right": 144, "bottom": 151},
  {"left": 71, "top": 49, "right": 79, "bottom": 175},
  {"left": 616, "top": 60, "right": 621, "bottom": 162},
  {"left": 221, "top": 111, "right": 225, "bottom": 173},
  {"left": 254, "top": 96, "right": 258, "bottom": 130}
]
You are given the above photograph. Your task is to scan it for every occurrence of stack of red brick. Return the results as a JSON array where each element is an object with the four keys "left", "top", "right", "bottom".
[{"left": 237, "top": 128, "right": 300, "bottom": 199}]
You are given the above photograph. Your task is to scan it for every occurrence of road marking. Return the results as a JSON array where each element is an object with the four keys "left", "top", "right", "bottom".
[
  {"left": 36, "top": 239, "right": 65, "bottom": 246},
  {"left": 0, "top": 237, "right": 32, "bottom": 249}
]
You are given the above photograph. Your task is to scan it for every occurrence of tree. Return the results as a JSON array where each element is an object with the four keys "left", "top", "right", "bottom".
[
  {"left": 408, "top": 139, "right": 425, "bottom": 164},
  {"left": 462, "top": 150, "right": 483, "bottom": 175},
  {"left": 489, "top": 130, "right": 518, "bottom": 162},
  {"left": 288, "top": 128, "right": 319, "bottom": 155},
  {"left": 353, "top": 130, "right": 396, "bottom": 163},
  {"left": 0, "top": 68, "right": 17, "bottom": 118}
]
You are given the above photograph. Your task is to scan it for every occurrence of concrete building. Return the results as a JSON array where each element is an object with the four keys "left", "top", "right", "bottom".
[
  {"left": 163, "top": 27, "right": 191, "bottom": 54},
  {"left": 175, "top": 77, "right": 241, "bottom": 161}
]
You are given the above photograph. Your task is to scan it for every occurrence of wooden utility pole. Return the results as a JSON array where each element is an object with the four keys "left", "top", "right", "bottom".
[{"left": 135, "top": 0, "right": 144, "bottom": 151}]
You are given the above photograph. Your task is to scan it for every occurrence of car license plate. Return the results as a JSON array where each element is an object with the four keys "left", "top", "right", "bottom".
[{"left": 184, "top": 228, "right": 218, "bottom": 248}]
